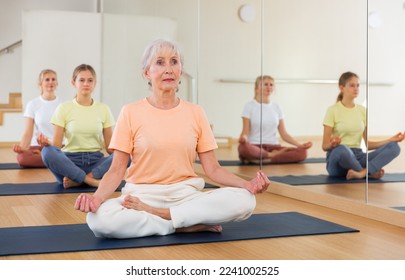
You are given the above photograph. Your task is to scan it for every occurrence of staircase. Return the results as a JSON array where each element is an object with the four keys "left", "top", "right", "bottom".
[{"left": 0, "top": 92, "right": 22, "bottom": 125}]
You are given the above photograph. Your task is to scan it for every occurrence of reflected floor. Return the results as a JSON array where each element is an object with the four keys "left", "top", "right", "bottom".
[{"left": 210, "top": 136, "right": 405, "bottom": 209}]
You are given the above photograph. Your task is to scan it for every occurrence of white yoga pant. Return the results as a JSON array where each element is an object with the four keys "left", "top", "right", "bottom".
[{"left": 87, "top": 177, "right": 256, "bottom": 239}]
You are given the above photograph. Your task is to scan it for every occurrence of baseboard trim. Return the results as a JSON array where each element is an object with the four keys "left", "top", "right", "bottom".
[{"left": 0, "top": 142, "right": 17, "bottom": 148}]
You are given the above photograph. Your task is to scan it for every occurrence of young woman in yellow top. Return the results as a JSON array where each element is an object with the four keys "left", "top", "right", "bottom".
[
  {"left": 38, "top": 64, "right": 115, "bottom": 188},
  {"left": 322, "top": 71, "right": 403, "bottom": 180}
]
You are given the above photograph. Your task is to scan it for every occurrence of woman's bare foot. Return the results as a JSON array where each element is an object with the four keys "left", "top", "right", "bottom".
[
  {"left": 123, "top": 195, "right": 152, "bottom": 212},
  {"left": 122, "top": 195, "right": 171, "bottom": 220},
  {"left": 370, "top": 169, "right": 385, "bottom": 179},
  {"left": 122, "top": 196, "right": 223, "bottom": 232},
  {"left": 176, "top": 224, "right": 223, "bottom": 233},
  {"left": 83, "top": 173, "right": 100, "bottom": 187},
  {"left": 346, "top": 169, "right": 366, "bottom": 180},
  {"left": 63, "top": 177, "right": 82, "bottom": 189},
  {"left": 267, "top": 147, "right": 289, "bottom": 159}
]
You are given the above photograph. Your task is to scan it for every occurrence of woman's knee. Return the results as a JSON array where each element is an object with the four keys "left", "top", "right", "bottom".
[
  {"left": 41, "top": 145, "right": 59, "bottom": 160},
  {"left": 334, "top": 144, "right": 352, "bottom": 154},
  {"left": 87, "top": 209, "right": 120, "bottom": 238},
  {"left": 227, "top": 188, "right": 256, "bottom": 218},
  {"left": 386, "top": 142, "right": 401, "bottom": 157},
  {"left": 295, "top": 148, "right": 308, "bottom": 162}
]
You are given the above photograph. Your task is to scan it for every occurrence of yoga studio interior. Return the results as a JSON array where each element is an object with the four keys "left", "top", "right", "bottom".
[{"left": 1, "top": 0, "right": 405, "bottom": 260}]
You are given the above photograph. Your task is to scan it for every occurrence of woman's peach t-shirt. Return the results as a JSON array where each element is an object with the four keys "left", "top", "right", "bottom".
[{"left": 109, "top": 98, "right": 217, "bottom": 185}]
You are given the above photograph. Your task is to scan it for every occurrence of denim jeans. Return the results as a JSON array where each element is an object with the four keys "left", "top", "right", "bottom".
[
  {"left": 41, "top": 145, "right": 113, "bottom": 184},
  {"left": 326, "top": 142, "right": 400, "bottom": 177}
]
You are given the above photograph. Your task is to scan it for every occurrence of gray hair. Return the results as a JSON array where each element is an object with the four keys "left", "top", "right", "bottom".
[{"left": 141, "top": 38, "right": 184, "bottom": 72}]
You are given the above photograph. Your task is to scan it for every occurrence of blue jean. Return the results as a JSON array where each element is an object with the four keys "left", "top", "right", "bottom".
[
  {"left": 326, "top": 142, "right": 400, "bottom": 177},
  {"left": 41, "top": 146, "right": 113, "bottom": 184}
]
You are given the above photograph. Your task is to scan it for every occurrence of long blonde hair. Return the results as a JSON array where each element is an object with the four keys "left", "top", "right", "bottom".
[{"left": 72, "top": 64, "right": 96, "bottom": 81}]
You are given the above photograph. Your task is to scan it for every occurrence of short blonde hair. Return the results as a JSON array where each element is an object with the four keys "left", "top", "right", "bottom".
[{"left": 141, "top": 39, "right": 184, "bottom": 72}]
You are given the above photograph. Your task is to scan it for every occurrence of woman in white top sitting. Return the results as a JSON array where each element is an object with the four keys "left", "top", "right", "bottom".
[
  {"left": 13, "top": 69, "right": 62, "bottom": 167},
  {"left": 238, "top": 75, "right": 312, "bottom": 164}
]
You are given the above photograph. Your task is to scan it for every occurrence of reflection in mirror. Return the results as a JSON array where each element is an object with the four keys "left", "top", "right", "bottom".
[
  {"left": 99, "top": 0, "right": 405, "bottom": 225},
  {"left": 259, "top": 0, "right": 368, "bottom": 204},
  {"left": 101, "top": 0, "right": 368, "bottom": 205},
  {"left": 367, "top": 0, "right": 405, "bottom": 211},
  {"left": 198, "top": 0, "right": 264, "bottom": 138}
]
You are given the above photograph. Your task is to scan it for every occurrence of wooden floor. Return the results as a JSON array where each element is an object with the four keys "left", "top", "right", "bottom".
[{"left": 1, "top": 145, "right": 405, "bottom": 260}]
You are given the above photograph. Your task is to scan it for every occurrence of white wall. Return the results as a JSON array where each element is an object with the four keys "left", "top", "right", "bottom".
[
  {"left": 101, "top": 14, "right": 177, "bottom": 117},
  {"left": 21, "top": 10, "right": 102, "bottom": 106},
  {"left": 102, "top": 0, "right": 199, "bottom": 80}
]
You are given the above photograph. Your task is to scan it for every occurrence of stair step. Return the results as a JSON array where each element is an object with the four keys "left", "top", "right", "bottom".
[{"left": 0, "top": 92, "right": 22, "bottom": 125}]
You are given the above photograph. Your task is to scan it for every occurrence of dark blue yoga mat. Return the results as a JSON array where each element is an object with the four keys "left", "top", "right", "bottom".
[
  {"left": 0, "top": 163, "right": 45, "bottom": 170},
  {"left": 269, "top": 173, "right": 405, "bottom": 186},
  {"left": 195, "top": 157, "right": 325, "bottom": 166},
  {"left": 392, "top": 206, "right": 405, "bottom": 211},
  {"left": 0, "top": 212, "right": 358, "bottom": 256},
  {"left": 0, "top": 181, "right": 218, "bottom": 196},
  {"left": 0, "top": 181, "right": 125, "bottom": 196}
]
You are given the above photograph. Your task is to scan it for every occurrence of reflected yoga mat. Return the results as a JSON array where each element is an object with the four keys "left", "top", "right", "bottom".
[
  {"left": 0, "top": 181, "right": 218, "bottom": 196},
  {"left": 195, "top": 157, "right": 325, "bottom": 166},
  {"left": 269, "top": 173, "right": 405, "bottom": 186},
  {"left": 392, "top": 206, "right": 405, "bottom": 211},
  {"left": 0, "top": 212, "right": 358, "bottom": 256}
]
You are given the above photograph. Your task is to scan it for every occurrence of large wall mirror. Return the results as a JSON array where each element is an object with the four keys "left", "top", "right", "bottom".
[
  {"left": 367, "top": 0, "right": 405, "bottom": 211},
  {"left": 100, "top": 0, "right": 405, "bottom": 222}
]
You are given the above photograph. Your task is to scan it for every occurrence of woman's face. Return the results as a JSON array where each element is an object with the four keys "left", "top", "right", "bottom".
[
  {"left": 72, "top": 70, "right": 96, "bottom": 96},
  {"left": 256, "top": 78, "right": 274, "bottom": 97},
  {"left": 341, "top": 76, "right": 359, "bottom": 99},
  {"left": 145, "top": 47, "right": 182, "bottom": 93},
  {"left": 40, "top": 73, "right": 58, "bottom": 93}
]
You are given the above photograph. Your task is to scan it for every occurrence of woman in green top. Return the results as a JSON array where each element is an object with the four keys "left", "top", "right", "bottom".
[
  {"left": 322, "top": 71, "right": 403, "bottom": 180},
  {"left": 38, "top": 64, "right": 115, "bottom": 188}
]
